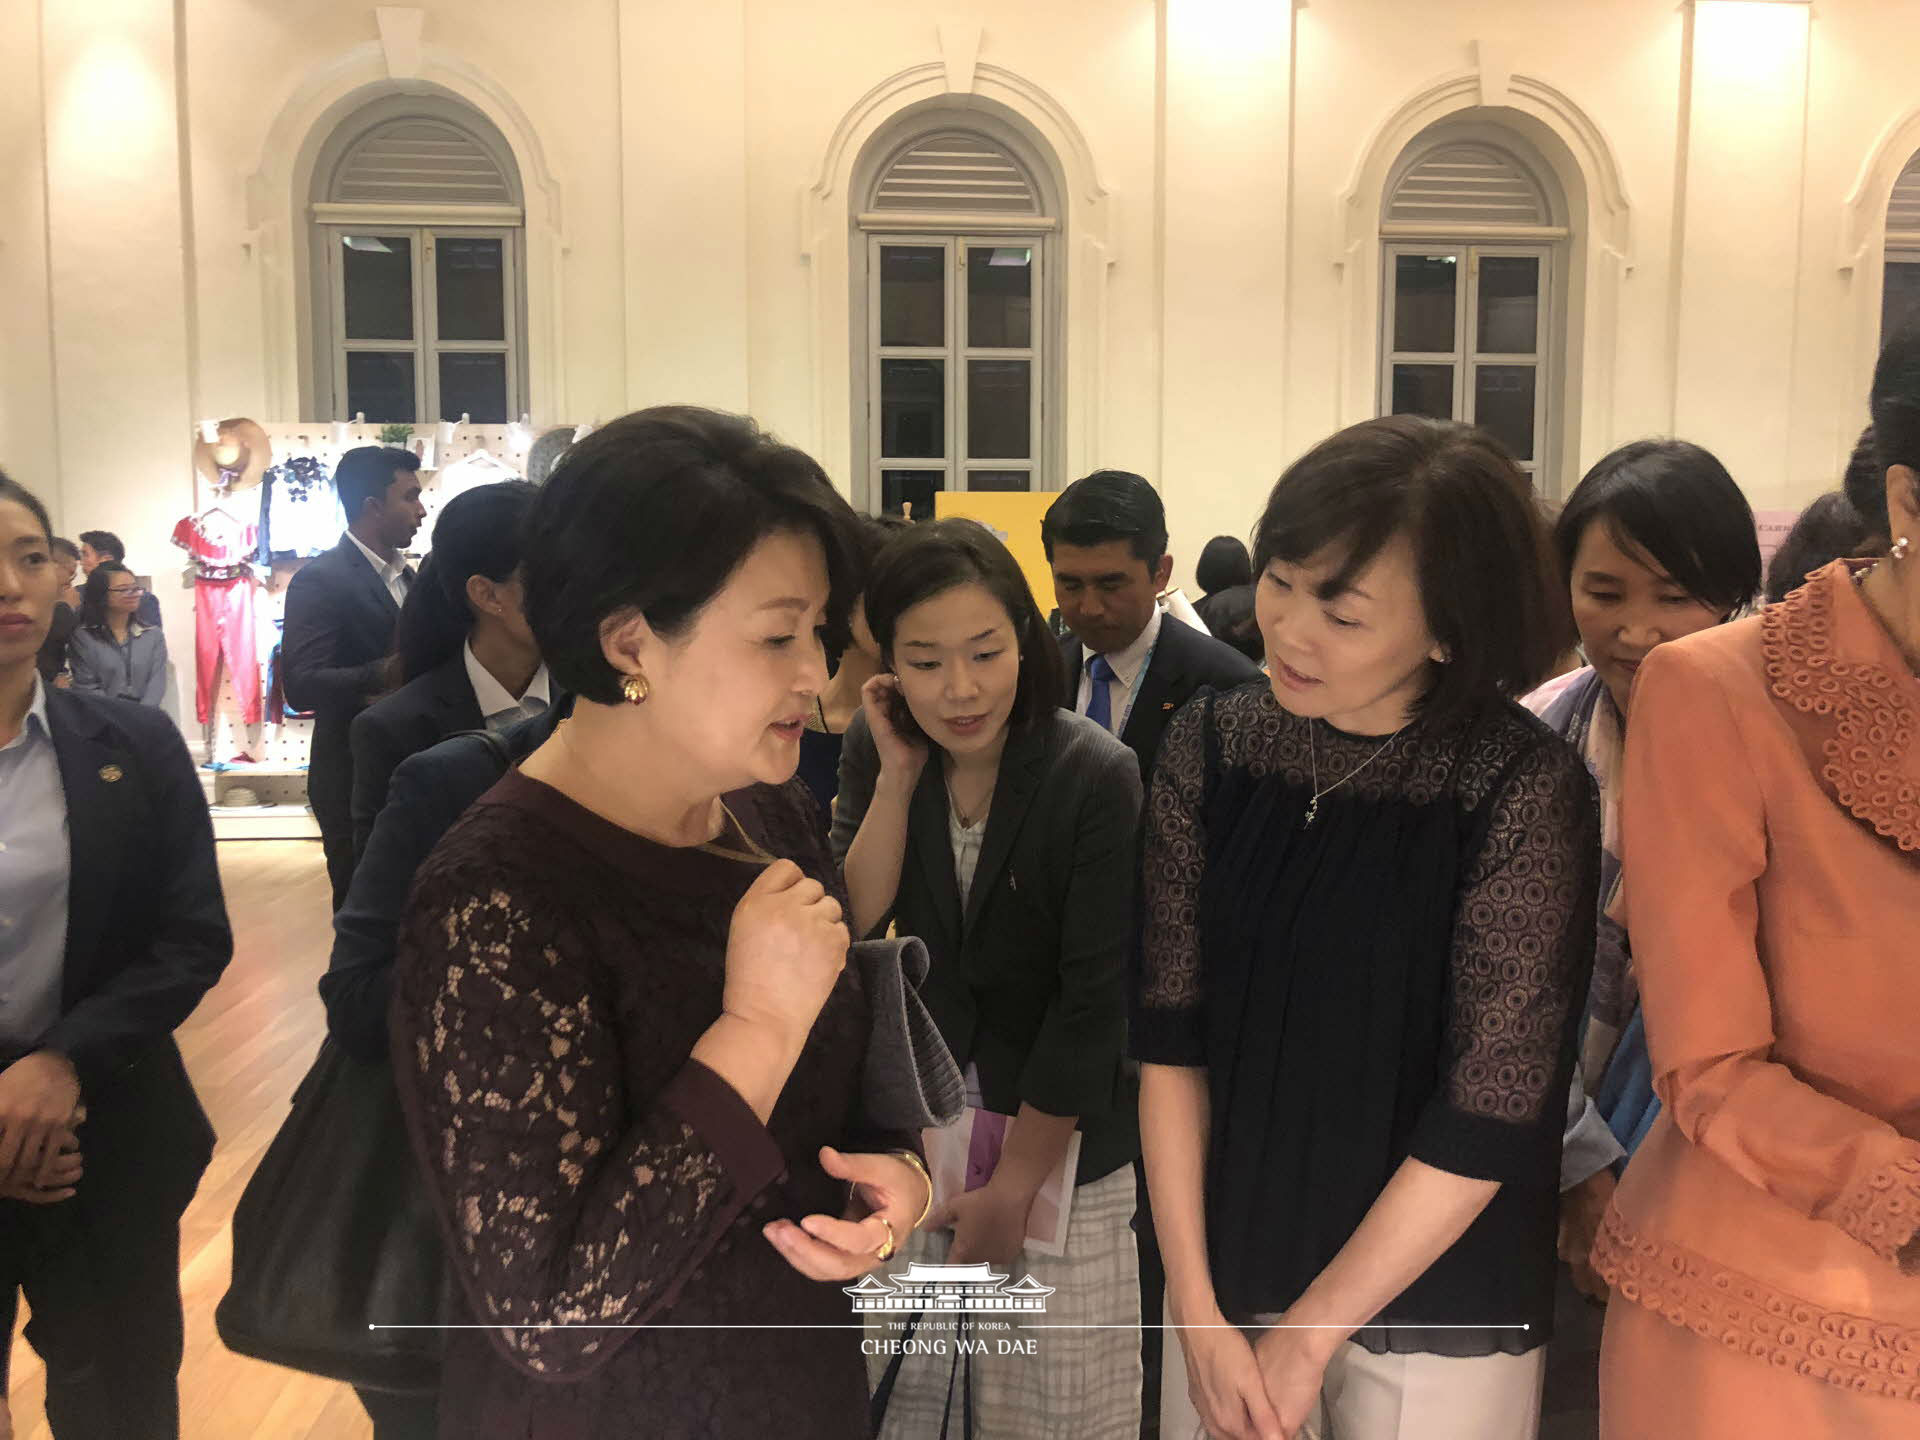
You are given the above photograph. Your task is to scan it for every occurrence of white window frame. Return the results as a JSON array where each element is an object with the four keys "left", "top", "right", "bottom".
[
  {"left": 1379, "top": 242, "right": 1555, "bottom": 488},
  {"left": 867, "top": 234, "right": 1045, "bottom": 508},
  {"left": 323, "top": 224, "right": 521, "bottom": 425}
]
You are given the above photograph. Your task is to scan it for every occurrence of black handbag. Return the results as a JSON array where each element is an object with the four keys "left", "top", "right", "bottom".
[{"left": 215, "top": 1037, "right": 449, "bottom": 1393}]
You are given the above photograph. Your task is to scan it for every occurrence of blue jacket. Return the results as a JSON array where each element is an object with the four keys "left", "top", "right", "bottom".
[{"left": 67, "top": 622, "right": 169, "bottom": 708}]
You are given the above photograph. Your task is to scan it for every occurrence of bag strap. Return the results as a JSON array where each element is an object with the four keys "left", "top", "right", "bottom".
[
  {"left": 938, "top": 1314, "right": 973, "bottom": 1440},
  {"left": 869, "top": 1309, "right": 920, "bottom": 1437}
]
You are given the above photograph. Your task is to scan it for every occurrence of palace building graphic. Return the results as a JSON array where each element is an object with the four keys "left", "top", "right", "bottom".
[{"left": 844, "top": 1262, "right": 1056, "bottom": 1314}]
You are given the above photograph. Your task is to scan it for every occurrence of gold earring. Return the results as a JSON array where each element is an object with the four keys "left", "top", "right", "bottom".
[{"left": 621, "top": 671, "right": 650, "bottom": 705}]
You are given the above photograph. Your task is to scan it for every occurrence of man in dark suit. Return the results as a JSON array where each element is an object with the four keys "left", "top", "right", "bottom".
[
  {"left": 283, "top": 447, "right": 426, "bottom": 910},
  {"left": 1042, "top": 469, "right": 1262, "bottom": 1440},
  {"left": 1045, "top": 471, "right": 1263, "bottom": 783},
  {"left": 1, "top": 473, "right": 233, "bottom": 1438}
]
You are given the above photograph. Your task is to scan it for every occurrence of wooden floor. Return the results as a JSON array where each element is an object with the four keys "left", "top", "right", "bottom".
[{"left": 6, "top": 841, "right": 375, "bottom": 1440}]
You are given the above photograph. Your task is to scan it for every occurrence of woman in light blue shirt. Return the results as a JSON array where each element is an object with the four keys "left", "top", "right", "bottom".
[{"left": 66, "top": 561, "right": 169, "bottom": 708}]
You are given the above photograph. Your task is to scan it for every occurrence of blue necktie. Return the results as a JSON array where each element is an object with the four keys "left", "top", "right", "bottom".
[{"left": 1086, "top": 654, "right": 1118, "bottom": 733}]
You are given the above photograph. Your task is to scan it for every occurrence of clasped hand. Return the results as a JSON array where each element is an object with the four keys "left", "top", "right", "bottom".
[
  {"left": 1184, "top": 1309, "right": 1336, "bottom": 1440},
  {"left": 764, "top": 1146, "right": 932, "bottom": 1282},
  {"left": 0, "top": 1051, "right": 85, "bottom": 1205}
]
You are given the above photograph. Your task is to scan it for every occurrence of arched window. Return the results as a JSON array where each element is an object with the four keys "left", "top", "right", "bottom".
[
  {"left": 1379, "top": 130, "right": 1568, "bottom": 490},
  {"left": 1885, "top": 151, "right": 1920, "bottom": 342},
  {"left": 309, "top": 95, "right": 526, "bottom": 424},
  {"left": 853, "top": 117, "right": 1060, "bottom": 517}
]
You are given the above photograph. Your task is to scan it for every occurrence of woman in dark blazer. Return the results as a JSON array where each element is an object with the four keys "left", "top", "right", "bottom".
[
  {"left": 0, "top": 473, "right": 232, "bottom": 1439},
  {"left": 348, "top": 481, "right": 545, "bottom": 861},
  {"left": 834, "top": 518, "right": 1144, "bottom": 1439}
]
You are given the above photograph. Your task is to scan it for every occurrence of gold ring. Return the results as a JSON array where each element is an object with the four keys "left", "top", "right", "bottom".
[{"left": 873, "top": 1216, "right": 896, "bottom": 1262}]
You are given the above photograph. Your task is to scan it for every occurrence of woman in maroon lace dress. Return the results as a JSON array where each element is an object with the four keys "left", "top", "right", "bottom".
[{"left": 390, "top": 407, "right": 933, "bottom": 1439}]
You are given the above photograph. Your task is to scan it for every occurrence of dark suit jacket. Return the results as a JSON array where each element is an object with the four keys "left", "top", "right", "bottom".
[
  {"left": 282, "top": 537, "right": 409, "bottom": 830},
  {"left": 37, "top": 689, "right": 232, "bottom": 1215},
  {"left": 348, "top": 653, "right": 484, "bottom": 861},
  {"left": 322, "top": 704, "right": 566, "bottom": 1061},
  {"left": 831, "top": 708, "right": 1142, "bottom": 1183},
  {"left": 1060, "top": 612, "right": 1264, "bottom": 784}
]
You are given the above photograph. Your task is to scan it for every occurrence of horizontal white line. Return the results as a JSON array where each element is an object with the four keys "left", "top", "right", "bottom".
[{"left": 369, "top": 1323, "right": 1530, "bottom": 1332}]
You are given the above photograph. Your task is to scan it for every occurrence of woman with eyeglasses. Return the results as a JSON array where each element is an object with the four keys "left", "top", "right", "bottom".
[{"left": 66, "top": 562, "right": 169, "bottom": 709}]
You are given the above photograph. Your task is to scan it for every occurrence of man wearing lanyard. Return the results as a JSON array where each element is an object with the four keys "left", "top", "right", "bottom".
[{"left": 1042, "top": 469, "right": 1263, "bottom": 1440}]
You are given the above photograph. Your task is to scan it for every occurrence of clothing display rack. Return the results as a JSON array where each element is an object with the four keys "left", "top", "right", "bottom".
[{"left": 189, "top": 418, "right": 544, "bottom": 840}]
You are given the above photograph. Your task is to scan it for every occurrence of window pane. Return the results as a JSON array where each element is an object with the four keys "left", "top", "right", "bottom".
[
  {"left": 881, "top": 470, "right": 945, "bottom": 522},
  {"left": 966, "top": 470, "right": 1031, "bottom": 492},
  {"left": 438, "top": 353, "right": 509, "bottom": 424},
  {"left": 1476, "top": 256, "right": 1540, "bottom": 355},
  {"left": 1390, "top": 363, "right": 1453, "bottom": 420},
  {"left": 1474, "top": 364, "right": 1537, "bottom": 461},
  {"left": 967, "top": 360, "right": 1031, "bottom": 459},
  {"left": 1884, "top": 259, "right": 1920, "bottom": 343},
  {"left": 968, "top": 247, "right": 1032, "bottom": 348},
  {"left": 880, "top": 247, "right": 945, "bottom": 348},
  {"left": 435, "top": 237, "right": 507, "bottom": 342},
  {"left": 342, "top": 235, "right": 414, "bottom": 341},
  {"left": 881, "top": 359, "right": 945, "bottom": 457},
  {"left": 345, "top": 352, "right": 417, "bottom": 422},
  {"left": 1393, "top": 254, "right": 1457, "bottom": 354}
]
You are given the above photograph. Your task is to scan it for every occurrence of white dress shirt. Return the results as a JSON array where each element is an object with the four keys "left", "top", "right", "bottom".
[
  {"left": 346, "top": 531, "right": 412, "bottom": 608},
  {"left": 464, "top": 641, "right": 552, "bottom": 733},
  {"left": 1073, "top": 605, "right": 1164, "bottom": 737}
]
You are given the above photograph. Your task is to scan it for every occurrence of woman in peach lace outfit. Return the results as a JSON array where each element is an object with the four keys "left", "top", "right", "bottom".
[{"left": 1595, "top": 335, "right": 1920, "bottom": 1434}]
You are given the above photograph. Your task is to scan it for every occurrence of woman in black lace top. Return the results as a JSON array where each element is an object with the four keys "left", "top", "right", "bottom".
[
  {"left": 1137, "top": 417, "right": 1598, "bottom": 1440},
  {"left": 390, "top": 408, "right": 934, "bottom": 1439}
]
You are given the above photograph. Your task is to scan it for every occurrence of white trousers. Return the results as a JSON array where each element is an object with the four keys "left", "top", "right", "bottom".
[{"left": 1164, "top": 1312, "right": 1546, "bottom": 1440}]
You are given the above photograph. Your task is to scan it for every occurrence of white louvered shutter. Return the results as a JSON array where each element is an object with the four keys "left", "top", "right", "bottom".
[
  {"left": 1889, "top": 155, "right": 1920, "bottom": 245},
  {"left": 329, "top": 119, "right": 515, "bottom": 207},
  {"left": 1387, "top": 143, "right": 1550, "bottom": 228},
  {"left": 872, "top": 133, "right": 1039, "bottom": 215}
]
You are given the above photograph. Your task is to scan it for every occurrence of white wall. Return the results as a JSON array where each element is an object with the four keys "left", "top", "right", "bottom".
[{"left": 3, "top": 0, "right": 1918, "bottom": 621}]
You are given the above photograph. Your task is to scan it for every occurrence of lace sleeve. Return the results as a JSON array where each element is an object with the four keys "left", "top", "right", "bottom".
[
  {"left": 1407, "top": 732, "right": 1598, "bottom": 1182},
  {"left": 1132, "top": 695, "right": 1211, "bottom": 1065},
  {"left": 392, "top": 858, "right": 787, "bottom": 1382}
]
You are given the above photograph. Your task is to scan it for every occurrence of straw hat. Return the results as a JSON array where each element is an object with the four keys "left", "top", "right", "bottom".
[{"left": 193, "top": 417, "right": 272, "bottom": 494}]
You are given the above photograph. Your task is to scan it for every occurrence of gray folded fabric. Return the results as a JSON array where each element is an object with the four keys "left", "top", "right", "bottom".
[{"left": 851, "top": 935, "right": 965, "bottom": 1132}]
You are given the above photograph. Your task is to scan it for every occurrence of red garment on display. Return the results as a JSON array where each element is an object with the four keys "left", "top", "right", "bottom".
[
  {"left": 173, "top": 509, "right": 257, "bottom": 580},
  {"left": 174, "top": 509, "right": 263, "bottom": 725}
]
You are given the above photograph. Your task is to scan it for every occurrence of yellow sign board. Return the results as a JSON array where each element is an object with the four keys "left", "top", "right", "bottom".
[{"left": 932, "top": 490, "right": 1059, "bottom": 612}]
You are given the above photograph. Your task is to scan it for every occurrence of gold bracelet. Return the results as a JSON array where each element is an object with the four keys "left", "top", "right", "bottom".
[{"left": 888, "top": 1148, "right": 935, "bottom": 1230}]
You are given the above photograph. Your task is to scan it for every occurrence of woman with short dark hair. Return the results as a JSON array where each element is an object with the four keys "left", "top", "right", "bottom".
[
  {"left": 1518, "top": 440, "right": 1760, "bottom": 1430},
  {"left": 1191, "top": 535, "right": 1263, "bottom": 665},
  {"left": 1140, "top": 416, "right": 1598, "bottom": 1440},
  {"left": 66, "top": 561, "right": 169, "bottom": 708},
  {"left": 1764, "top": 491, "right": 1878, "bottom": 603},
  {"left": 389, "top": 406, "right": 934, "bottom": 1440},
  {"left": 835, "top": 518, "right": 1145, "bottom": 1437},
  {"left": 348, "top": 480, "right": 545, "bottom": 860}
]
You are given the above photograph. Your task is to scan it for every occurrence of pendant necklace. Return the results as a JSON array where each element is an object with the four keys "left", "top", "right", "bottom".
[
  {"left": 944, "top": 767, "right": 996, "bottom": 829},
  {"left": 1303, "top": 721, "right": 1408, "bottom": 828},
  {"left": 696, "top": 800, "right": 776, "bottom": 866}
]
